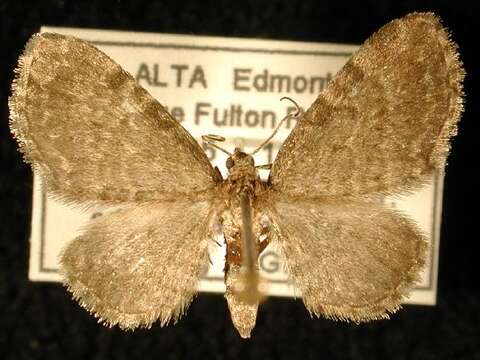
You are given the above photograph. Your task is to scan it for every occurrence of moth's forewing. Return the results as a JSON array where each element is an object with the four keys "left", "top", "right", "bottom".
[
  {"left": 270, "top": 13, "right": 464, "bottom": 198},
  {"left": 9, "top": 33, "right": 216, "bottom": 205}
]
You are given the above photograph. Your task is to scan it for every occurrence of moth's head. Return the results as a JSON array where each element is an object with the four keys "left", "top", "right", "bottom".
[
  {"left": 226, "top": 147, "right": 255, "bottom": 173},
  {"left": 203, "top": 99, "right": 301, "bottom": 178}
]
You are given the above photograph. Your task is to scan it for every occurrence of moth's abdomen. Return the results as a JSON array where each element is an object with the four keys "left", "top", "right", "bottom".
[{"left": 221, "top": 202, "right": 270, "bottom": 338}]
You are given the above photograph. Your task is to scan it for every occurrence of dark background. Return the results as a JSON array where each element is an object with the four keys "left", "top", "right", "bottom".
[{"left": 1, "top": 1, "right": 478, "bottom": 359}]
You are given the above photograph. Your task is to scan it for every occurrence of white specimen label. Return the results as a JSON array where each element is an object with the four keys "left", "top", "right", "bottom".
[{"left": 29, "top": 26, "right": 442, "bottom": 305}]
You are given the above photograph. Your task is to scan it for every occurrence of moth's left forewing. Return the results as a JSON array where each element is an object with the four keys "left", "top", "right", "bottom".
[{"left": 269, "top": 12, "right": 464, "bottom": 198}]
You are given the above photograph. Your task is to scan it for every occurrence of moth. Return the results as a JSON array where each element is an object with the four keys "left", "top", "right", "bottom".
[{"left": 9, "top": 12, "right": 463, "bottom": 338}]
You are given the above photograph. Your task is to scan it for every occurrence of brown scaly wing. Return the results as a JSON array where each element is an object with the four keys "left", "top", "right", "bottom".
[
  {"left": 9, "top": 33, "right": 216, "bottom": 205},
  {"left": 60, "top": 199, "right": 216, "bottom": 329},
  {"left": 263, "top": 196, "right": 427, "bottom": 321},
  {"left": 269, "top": 12, "right": 464, "bottom": 198},
  {"left": 261, "top": 12, "right": 463, "bottom": 321},
  {"left": 9, "top": 33, "right": 221, "bottom": 329}
]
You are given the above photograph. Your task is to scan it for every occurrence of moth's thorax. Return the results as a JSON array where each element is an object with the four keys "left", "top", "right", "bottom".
[
  {"left": 221, "top": 148, "right": 265, "bottom": 267},
  {"left": 225, "top": 148, "right": 262, "bottom": 196}
]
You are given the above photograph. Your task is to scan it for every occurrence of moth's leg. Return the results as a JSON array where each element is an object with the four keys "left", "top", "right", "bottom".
[
  {"left": 221, "top": 212, "right": 242, "bottom": 272},
  {"left": 256, "top": 214, "right": 272, "bottom": 255},
  {"left": 255, "top": 164, "right": 272, "bottom": 170},
  {"left": 257, "top": 234, "right": 270, "bottom": 254},
  {"left": 211, "top": 216, "right": 224, "bottom": 247},
  {"left": 213, "top": 166, "right": 223, "bottom": 183},
  {"left": 204, "top": 215, "right": 224, "bottom": 276}
]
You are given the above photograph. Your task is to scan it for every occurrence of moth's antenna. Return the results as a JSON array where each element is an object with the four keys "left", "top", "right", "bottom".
[
  {"left": 250, "top": 97, "right": 301, "bottom": 155},
  {"left": 202, "top": 134, "right": 232, "bottom": 156}
]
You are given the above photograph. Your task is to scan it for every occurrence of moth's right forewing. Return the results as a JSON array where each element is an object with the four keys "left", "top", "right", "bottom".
[
  {"left": 9, "top": 33, "right": 216, "bottom": 205},
  {"left": 270, "top": 12, "right": 464, "bottom": 198}
]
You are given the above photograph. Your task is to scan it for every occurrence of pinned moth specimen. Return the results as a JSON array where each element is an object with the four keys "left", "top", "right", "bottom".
[{"left": 9, "top": 12, "right": 463, "bottom": 338}]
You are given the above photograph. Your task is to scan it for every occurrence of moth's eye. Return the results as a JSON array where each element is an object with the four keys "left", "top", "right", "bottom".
[
  {"left": 226, "top": 157, "right": 234, "bottom": 169},
  {"left": 248, "top": 156, "right": 254, "bottom": 166}
]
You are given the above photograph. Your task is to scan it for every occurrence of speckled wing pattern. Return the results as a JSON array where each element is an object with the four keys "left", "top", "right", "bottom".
[
  {"left": 266, "top": 196, "right": 426, "bottom": 321},
  {"left": 60, "top": 200, "right": 215, "bottom": 328},
  {"left": 9, "top": 33, "right": 219, "bottom": 329},
  {"left": 265, "top": 13, "right": 464, "bottom": 321},
  {"left": 270, "top": 13, "right": 464, "bottom": 198},
  {"left": 9, "top": 33, "right": 216, "bottom": 205}
]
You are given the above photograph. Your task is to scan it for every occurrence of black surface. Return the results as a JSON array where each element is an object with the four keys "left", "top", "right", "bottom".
[{"left": 1, "top": 1, "right": 478, "bottom": 359}]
